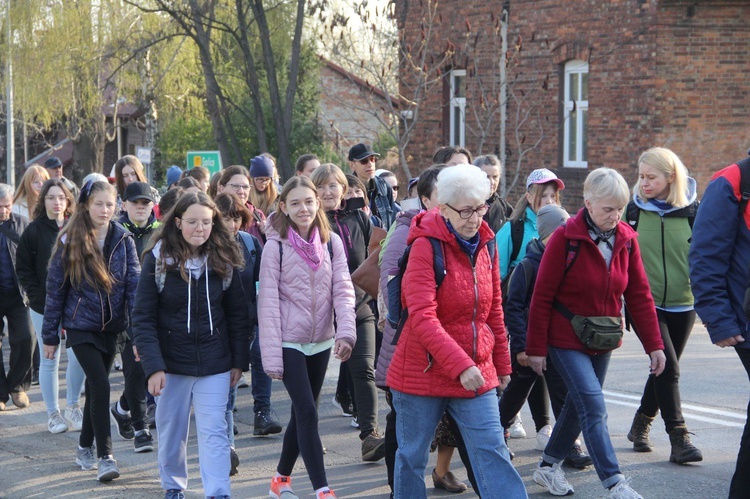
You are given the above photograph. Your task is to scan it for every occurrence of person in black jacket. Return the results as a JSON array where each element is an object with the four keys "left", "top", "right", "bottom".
[
  {"left": 0, "top": 183, "right": 33, "bottom": 412},
  {"left": 474, "top": 154, "right": 513, "bottom": 234},
  {"left": 312, "top": 164, "right": 387, "bottom": 463},
  {"left": 132, "top": 192, "right": 249, "bottom": 499},
  {"left": 42, "top": 180, "right": 141, "bottom": 482},
  {"left": 16, "top": 179, "right": 85, "bottom": 434}
]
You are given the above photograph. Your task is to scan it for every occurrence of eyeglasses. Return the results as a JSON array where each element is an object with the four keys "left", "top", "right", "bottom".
[
  {"left": 391, "top": 186, "right": 399, "bottom": 192},
  {"left": 358, "top": 156, "right": 377, "bottom": 165},
  {"left": 253, "top": 177, "right": 272, "bottom": 184},
  {"left": 179, "top": 218, "right": 214, "bottom": 228},
  {"left": 227, "top": 183, "right": 251, "bottom": 191},
  {"left": 446, "top": 203, "right": 489, "bottom": 219}
]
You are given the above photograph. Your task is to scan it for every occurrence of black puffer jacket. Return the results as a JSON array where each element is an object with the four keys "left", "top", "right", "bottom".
[
  {"left": 132, "top": 245, "right": 250, "bottom": 379},
  {"left": 17, "top": 215, "right": 59, "bottom": 314},
  {"left": 484, "top": 192, "right": 513, "bottom": 235}
]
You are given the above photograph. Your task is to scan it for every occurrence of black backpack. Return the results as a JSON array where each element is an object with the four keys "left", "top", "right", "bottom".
[
  {"left": 625, "top": 200, "right": 699, "bottom": 232},
  {"left": 500, "top": 217, "right": 525, "bottom": 299}
]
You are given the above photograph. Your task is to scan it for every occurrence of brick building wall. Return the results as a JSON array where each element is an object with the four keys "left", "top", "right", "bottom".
[{"left": 397, "top": 0, "right": 750, "bottom": 211}]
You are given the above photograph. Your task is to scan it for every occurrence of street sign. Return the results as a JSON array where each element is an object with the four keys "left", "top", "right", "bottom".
[
  {"left": 136, "top": 147, "right": 153, "bottom": 165},
  {"left": 186, "top": 151, "right": 222, "bottom": 176}
]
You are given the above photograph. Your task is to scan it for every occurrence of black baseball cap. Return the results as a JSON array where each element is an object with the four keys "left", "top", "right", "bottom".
[
  {"left": 348, "top": 143, "right": 380, "bottom": 162},
  {"left": 44, "top": 157, "right": 63, "bottom": 169},
  {"left": 123, "top": 181, "right": 155, "bottom": 203}
]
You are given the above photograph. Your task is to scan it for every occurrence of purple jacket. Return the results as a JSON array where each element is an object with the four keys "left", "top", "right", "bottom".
[{"left": 258, "top": 221, "right": 356, "bottom": 377}]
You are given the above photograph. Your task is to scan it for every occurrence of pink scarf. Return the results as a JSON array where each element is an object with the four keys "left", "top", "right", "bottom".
[{"left": 287, "top": 226, "right": 322, "bottom": 271}]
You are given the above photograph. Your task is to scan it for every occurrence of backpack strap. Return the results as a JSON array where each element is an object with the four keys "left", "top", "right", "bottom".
[
  {"left": 625, "top": 201, "right": 640, "bottom": 231},
  {"left": 738, "top": 157, "right": 750, "bottom": 216},
  {"left": 508, "top": 218, "right": 525, "bottom": 265},
  {"left": 562, "top": 239, "right": 580, "bottom": 278},
  {"left": 238, "top": 232, "right": 258, "bottom": 274}
]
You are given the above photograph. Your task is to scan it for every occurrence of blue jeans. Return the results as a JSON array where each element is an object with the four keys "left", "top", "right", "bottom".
[
  {"left": 250, "top": 327, "right": 272, "bottom": 413},
  {"left": 392, "top": 389, "right": 526, "bottom": 499},
  {"left": 543, "top": 347, "right": 624, "bottom": 488}
]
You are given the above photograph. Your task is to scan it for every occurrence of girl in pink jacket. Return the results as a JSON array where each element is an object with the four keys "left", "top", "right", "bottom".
[{"left": 258, "top": 176, "right": 356, "bottom": 499}]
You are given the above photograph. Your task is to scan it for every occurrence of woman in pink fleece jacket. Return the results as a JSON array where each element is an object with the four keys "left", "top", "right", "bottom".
[{"left": 259, "top": 176, "right": 356, "bottom": 499}]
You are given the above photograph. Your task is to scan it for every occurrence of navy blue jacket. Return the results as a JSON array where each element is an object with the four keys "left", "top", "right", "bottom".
[
  {"left": 42, "top": 222, "right": 140, "bottom": 345},
  {"left": 132, "top": 248, "right": 250, "bottom": 379},
  {"left": 368, "top": 176, "right": 398, "bottom": 229},
  {"left": 504, "top": 238, "right": 544, "bottom": 356}
]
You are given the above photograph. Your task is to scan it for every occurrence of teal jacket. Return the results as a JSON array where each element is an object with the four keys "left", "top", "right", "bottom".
[{"left": 496, "top": 206, "right": 538, "bottom": 280}]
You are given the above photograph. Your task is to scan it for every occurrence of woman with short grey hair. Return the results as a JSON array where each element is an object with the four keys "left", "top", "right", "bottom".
[{"left": 526, "top": 167, "right": 666, "bottom": 499}]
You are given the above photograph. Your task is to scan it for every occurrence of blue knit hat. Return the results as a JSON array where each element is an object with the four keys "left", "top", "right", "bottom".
[
  {"left": 166, "top": 165, "right": 183, "bottom": 187},
  {"left": 249, "top": 155, "right": 274, "bottom": 178}
]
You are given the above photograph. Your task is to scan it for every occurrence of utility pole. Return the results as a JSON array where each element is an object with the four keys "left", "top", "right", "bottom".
[{"left": 5, "top": 3, "right": 14, "bottom": 187}]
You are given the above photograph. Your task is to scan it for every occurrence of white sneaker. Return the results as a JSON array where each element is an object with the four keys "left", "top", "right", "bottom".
[
  {"left": 64, "top": 405, "right": 84, "bottom": 432},
  {"left": 536, "top": 424, "right": 553, "bottom": 450},
  {"left": 237, "top": 374, "right": 250, "bottom": 388},
  {"left": 48, "top": 411, "right": 69, "bottom": 434},
  {"left": 533, "top": 462, "right": 574, "bottom": 496},
  {"left": 509, "top": 415, "right": 527, "bottom": 438},
  {"left": 609, "top": 478, "right": 643, "bottom": 499}
]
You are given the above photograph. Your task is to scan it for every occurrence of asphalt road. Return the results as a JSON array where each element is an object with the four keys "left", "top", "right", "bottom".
[{"left": 0, "top": 322, "right": 745, "bottom": 498}]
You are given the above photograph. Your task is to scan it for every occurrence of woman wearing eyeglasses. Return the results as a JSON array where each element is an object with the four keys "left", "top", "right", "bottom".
[
  {"left": 249, "top": 155, "right": 279, "bottom": 216},
  {"left": 386, "top": 164, "right": 525, "bottom": 498},
  {"left": 218, "top": 164, "right": 267, "bottom": 245}
]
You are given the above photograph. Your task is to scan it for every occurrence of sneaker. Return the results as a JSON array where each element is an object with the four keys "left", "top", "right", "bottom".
[
  {"left": 563, "top": 442, "right": 593, "bottom": 469},
  {"left": 316, "top": 489, "right": 337, "bottom": 499},
  {"left": 533, "top": 462, "right": 574, "bottom": 496},
  {"left": 76, "top": 446, "right": 98, "bottom": 471},
  {"left": 97, "top": 456, "right": 120, "bottom": 481},
  {"left": 361, "top": 431, "right": 386, "bottom": 462},
  {"left": 608, "top": 478, "right": 643, "bottom": 499},
  {"left": 64, "top": 405, "right": 84, "bottom": 432},
  {"left": 237, "top": 374, "right": 250, "bottom": 388},
  {"left": 11, "top": 391, "right": 30, "bottom": 409},
  {"left": 114, "top": 355, "right": 123, "bottom": 371},
  {"left": 48, "top": 411, "right": 69, "bottom": 434},
  {"left": 146, "top": 403, "right": 157, "bottom": 429},
  {"left": 110, "top": 403, "right": 135, "bottom": 440},
  {"left": 331, "top": 394, "right": 353, "bottom": 417},
  {"left": 351, "top": 416, "right": 359, "bottom": 429},
  {"left": 31, "top": 369, "right": 39, "bottom": 386},
  {"left": 164, "top": 490, "right": 185, "bottom": 499},
  {"left": 0, "top": 401, "right": 5, "bottom": 411},
  {"left": 254, "top": 407, "right": 283, "bottom": 436},
  {"left": 509, "top": 415, "right": 527, "bottom": 438},
  {"left": 134, "top": 429, "right": 154, "bottom": 453},
  {"left": 230, "top": 447, "right": 240, "bottom": 476},
  {"left": 536, "top": 424, "right": 553, "bottom": 451},
  {"left": 269, "top": 475, "right": 298, "bottom": 498}
]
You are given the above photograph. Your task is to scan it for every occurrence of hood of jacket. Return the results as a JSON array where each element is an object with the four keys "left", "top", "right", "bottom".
[
  {"left": 407, "top": 207, "right": 495, "bottom": 249},
  {"left": 524, "top": 237, "right": 545, "bottom": 265},
  {"left": 633, "top": 176, "right": 697, "bottom": 214}
]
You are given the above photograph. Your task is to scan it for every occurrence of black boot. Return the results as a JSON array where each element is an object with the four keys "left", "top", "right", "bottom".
[
  {"left": 627, "top": 412, "right": 654, "bottom": 452},
  {"left": 669, "top": 425, "right": 703, "bottom": 464}
]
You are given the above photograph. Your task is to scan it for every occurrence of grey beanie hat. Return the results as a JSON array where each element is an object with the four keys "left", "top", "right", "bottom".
[{"left": 537, "top": 204, "right": 570, "bottom": 241}]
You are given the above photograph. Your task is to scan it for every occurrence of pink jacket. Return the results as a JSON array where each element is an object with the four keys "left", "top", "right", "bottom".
[{"left": 258, "top": 222, "right": 356, "bottom": 377}]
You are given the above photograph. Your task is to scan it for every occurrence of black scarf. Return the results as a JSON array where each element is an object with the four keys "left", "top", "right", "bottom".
[{"left": 583, "top": 209, "right": 616, "bottom": 250}]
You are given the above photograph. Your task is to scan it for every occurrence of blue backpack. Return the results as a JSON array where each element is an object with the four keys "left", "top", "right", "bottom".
[{"left": 386, "top": 237, "right": 496, "bottom": 345}]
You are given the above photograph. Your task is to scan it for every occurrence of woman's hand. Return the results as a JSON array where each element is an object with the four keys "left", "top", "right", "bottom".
[
  {"left": 459, "top": 366, "right": 485, "bottom": 391},
  {"left": 268, "top": 373, "right": 283, "bottom": 380},
  {"left": 43, "top": 344, "right": 57, "bottom": 360},
  {"left": 716, "top": 334, "right": 745, "bottom": 348},
  {"left": 498, "top": 375, "right": 511, "bottom": 390},
  {"left": 528, "top": 356, "right": 547, "bottom": 376},
  {"left": 148, "top": 371, "right": 166, "bottom": 396},
  {"left": 649, "top": 350, "right": 667, "bottom": 376},
  {"left": 516, "top": 351, "right": 529, "bottom": 367},
  {"left": 229, "top": 368, "right": 242, "bottom": 388},
  {"left": 133, "top": 344, "right": 140, "bottom": 362},
  {"left": 334, "top": 339, "right": 352, "bottom": 362}
]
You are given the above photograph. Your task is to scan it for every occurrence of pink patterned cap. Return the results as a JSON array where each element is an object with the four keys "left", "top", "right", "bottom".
[{"left": 526, "top": 168, "right": 565, "bottom": 190}]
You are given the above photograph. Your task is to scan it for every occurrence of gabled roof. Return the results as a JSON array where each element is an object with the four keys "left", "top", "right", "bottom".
[{"left": 321, "top": 57, "right": 401, "bottom": 109}]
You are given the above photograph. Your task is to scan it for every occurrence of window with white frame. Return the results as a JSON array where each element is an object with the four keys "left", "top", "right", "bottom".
[
  {"left": 449, "top": 69, "right": 466, "bottom": 147},
  {"left": 563, "top": 60, "right": 588, "bottom": 168}
]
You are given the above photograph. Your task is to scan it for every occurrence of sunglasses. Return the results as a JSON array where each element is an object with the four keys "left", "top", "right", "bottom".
[{"left": 358, "top": 156, "right": 377, "bottom": 165}]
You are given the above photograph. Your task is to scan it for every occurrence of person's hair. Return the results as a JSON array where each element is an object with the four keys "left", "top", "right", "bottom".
[
  {"left": 13, "top": 165, "right": 49, "bottom": 210},
  {"left": 416, "top": 164, "right": 447, "bottom": 209},
  {"left": 185, "top": 166, "right": 210, "bottom": 184},
  {"left": 219, "top": 165, "right": 250, "bottom": 188},
  {"left": 583, "top": 167, "right": 630, "bottom": 207},
  {"left": 345, "top": 174, "right": 369, "bottom": 207},
  {"left": 310, "top": 163, "right": 348, "bottom": 203},
  {"left": 177, "top": 177, "right": 199, "bottom": 190},
  {"left": 82, "top": 173, "right": 109, "bottom": 185},
  {"left": 295, "top": 154, "right": 319, "bottom": 173},
  {"left": 473, "top": 154, "right": 502, "bottom": 171},
  {"left": 509, "top": 182, "right": 562, "bottom": 222},
  {"left": 214, "top": 192, "right": 252, "bottom": 228},
  {"left": 55, "top": 181, "right": 118, "bottom": 293},
  {"left": 114, "top": 155, "right": 147, "bottom": 196},
  {"left": 249, "top": 173, "right": 278, "bottom": 215},
  {"left": 378, "top": 170, "right": 396, "bottom": 180},
  {"left": 432, "top": 146, "right": 473, "bottom": 165},
  {"left": 158, "top": 187, "right": 183, "bottom": 217},
  {"left": 270, "top": 176, "right": 331, "bottom": 243},
  {"left": 0, "top": 183, "right": 14, "bottom": 201},
  {"left": 208, "top": 171, "right": 222, "bottom": 198},
  {"left": 636, "top": 147, "right": 690, "bottom": 208},
  {"left": 32, "top": 178, "right": 75, "bottom": 220},
  {"left": 147, "top": 192, "right": 244, "bottom": 281},
  {"left": 436, "top": 164, "right": 490, "bottom": 205}
]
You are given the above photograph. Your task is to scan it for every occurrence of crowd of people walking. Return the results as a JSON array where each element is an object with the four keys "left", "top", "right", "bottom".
[{"left": 0, "top": 143, "right": 749, "bottom": 499}]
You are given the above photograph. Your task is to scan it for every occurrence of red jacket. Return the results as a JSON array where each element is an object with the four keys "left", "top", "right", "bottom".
[
  {"left": 386, "top": 209, "right": 511, "bottom": 397},
  {"left": 526, "top": 208, "right": 664, "bottom": 357}
]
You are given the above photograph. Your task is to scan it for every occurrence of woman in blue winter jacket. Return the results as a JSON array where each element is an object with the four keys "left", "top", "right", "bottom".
[{"left": 42, "top": 180, "right": 141, "bottom": 482}]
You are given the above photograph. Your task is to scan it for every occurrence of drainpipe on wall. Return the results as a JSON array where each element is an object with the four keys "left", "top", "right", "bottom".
[{"left": 499, "top": 7, "right": 508, "bottom": 197}]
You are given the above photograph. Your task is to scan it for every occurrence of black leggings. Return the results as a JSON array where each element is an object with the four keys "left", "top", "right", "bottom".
[
  {"left": 500, "top": 357, "right": 568, "bottom": 429},
  {"left": 118, "top": 338, "right": 147, "bottom": 431},
  {"left": 71, "top": 343, "right": 115, "bottom": 458},
  {"left": 636, "top": 309, "right": 696, "bottom": 432},
  {"left": 278, "top": 347, "right": 330, "bottom": 490}
]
